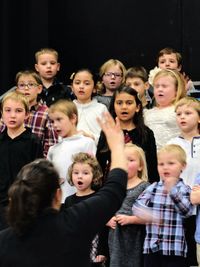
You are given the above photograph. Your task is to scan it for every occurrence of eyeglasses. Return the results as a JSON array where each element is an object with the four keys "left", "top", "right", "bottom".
[
  {"left": 17, "top": 82, "right": 38, "bottom": 90},
  {"left": 104, "top": 72, "right": 122, "bottom": 78}
]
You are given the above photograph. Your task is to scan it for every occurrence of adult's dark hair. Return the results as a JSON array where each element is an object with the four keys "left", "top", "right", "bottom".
[
  {"left": 109, "top": 85, "right": 148, "bottom": 143},
  {"left": 7, "top": 159, "right": 60, "bottom": 236}
]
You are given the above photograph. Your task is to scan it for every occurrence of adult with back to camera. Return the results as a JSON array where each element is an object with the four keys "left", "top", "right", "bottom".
[{"left": 0, "top": 112, "right": 127, "bottom": 267}]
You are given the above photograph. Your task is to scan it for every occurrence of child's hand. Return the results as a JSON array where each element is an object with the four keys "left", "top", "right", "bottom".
[
  {"left": 163, "top": 176, "right": 179, "bottom": 193},
  {"left": 95, "top": 255, "right": 106, "bottom": 263},
  {"left": 192, "top": 185, "right": 200, "bottom": 191},
  {"left": 97, "top": 112, "right": 124, "bottom": 152},
  {"left": 106, "top": 216, "right": 117, "bottom": 229},
  {"left": 115, "top": 214, "right": 130, "bottom": 226}
]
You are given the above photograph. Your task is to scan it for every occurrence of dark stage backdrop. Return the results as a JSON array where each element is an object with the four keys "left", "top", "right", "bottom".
[{"left": 0, "top": 0, "right": 199, "bottom": 94}]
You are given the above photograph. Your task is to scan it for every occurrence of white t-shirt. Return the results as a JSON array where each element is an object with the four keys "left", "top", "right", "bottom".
[
  {"left": 73, "top": 99, "right": 108, "bottom": 145},
  {"left": 47, "top": 134, "right": 96, "bottom": 203}
]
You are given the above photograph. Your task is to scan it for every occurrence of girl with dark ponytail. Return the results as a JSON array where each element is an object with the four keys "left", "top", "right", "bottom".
[{"left": 7, "top": 159, "right": 60, "bottom": 236}]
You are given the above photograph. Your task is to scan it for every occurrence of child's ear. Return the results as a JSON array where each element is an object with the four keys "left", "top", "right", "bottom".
[
  {"left": 34, "top": 64, "right": 39, "bottom": 72},
  {"left": 71, "top": 114, "right": 77, "bottom": 125},
  {"left": 93, "top": 86, "right": 97, "bottom": 94},
  {"left": 144, "top": 81, "right": 150, "bottom": 90},
  {"left": 181, "top": 163, "right": 186, "bottom": 172},
  {"left": 177, "top": 64, "right": 182, "bottom": 72},
  {"left": 56, "top": 63, "right": 60, "bottom": 72},
  {"left": 25, "top": 111, "right": 30, "bottom": 120},
  {"left": 37, "top": 84, "right": 43, "bottom": 94},
  {"left": 136, "top": 104, "right": 141, "bottom": 113}
]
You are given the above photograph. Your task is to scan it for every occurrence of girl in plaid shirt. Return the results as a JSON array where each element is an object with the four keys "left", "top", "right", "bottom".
[{"left": 133, "top": 144, "right": 194, "bottom": 267}]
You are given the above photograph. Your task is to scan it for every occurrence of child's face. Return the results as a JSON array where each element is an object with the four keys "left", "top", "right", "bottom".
[
  {"left": 158, "top": 151, "right": 185, "bottom": 181},
  {"left": 72, "top": 163, "right": 93, "bottom": 192},
  {"left": 2, "top": 99, "right": 28, "bottom": 130},
  {"left": 49, "top": 111, "right": 76, "bottom": 138},
  {"left": 72, "top": 71, "right": 95, "bottom": 104},
  {"left": 35, "top": 53, "right": 60, "bottom": 80},
  {"left": 125, "top": 77, "right": 148, "bottom": 98},
  {"left": 125, "top": 148, "right": 142, "bottom": 179},
  {"left": 158, "top": 53, "right": 181, "bottom": 71},
  {"left": 16, "top": 74, "right": 42, "bottom": 106},
  {"left": 114, "top": 92, "right": 140, "bottom": 123},
  {"left": 154, "top": 75, "right": 177, "bottom": 107},
  {"left": 102, "top": 65, "right": 123, "bottom": 93},
  {"left": 176, "top": 104, "right": 200, "bottom": 133}
]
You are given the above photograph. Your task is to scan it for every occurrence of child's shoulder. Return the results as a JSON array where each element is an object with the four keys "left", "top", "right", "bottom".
[{"left": 91, "top": 99, "right": 108, "bottom": 110}]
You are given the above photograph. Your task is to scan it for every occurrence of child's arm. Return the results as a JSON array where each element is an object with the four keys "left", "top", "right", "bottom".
[
  {"left": 169, "top": 181, "right": 193, "bottom": 217},
  {"left": 132, "top": 183, "right": 160, "bottom": 223},
  {"left": 44, "top": 118, "right": 58, "bottom": 157},
  {"left": 106, "top": 216, "right": 117, "bottom": 229},
  {"left": 190, "top": 185, "right": 200, "bottom": 205},
  {"left": 115, "top": 214, "right": 146, "bottom": 225}
]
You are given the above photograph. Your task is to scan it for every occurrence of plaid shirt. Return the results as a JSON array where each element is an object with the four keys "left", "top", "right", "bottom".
[
  {"left": 25, "top": 102, "right": 57, "bottom": 157},
  {"left": 133, "top": 179, "right": 193, "bottom": 257}
]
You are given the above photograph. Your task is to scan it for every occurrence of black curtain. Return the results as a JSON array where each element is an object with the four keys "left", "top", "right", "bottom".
[{"left": 0, "top": 0, "right": 199, "bottom": 95}]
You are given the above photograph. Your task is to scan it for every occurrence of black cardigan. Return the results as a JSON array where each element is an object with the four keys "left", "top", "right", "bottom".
[{"left": 97, "top": 127, "right": 160, "bottom": 183}]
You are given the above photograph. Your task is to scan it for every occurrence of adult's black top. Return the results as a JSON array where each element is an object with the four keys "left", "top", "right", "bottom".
[{"left": 0, "top": 168, "right": 127, "bottom": 267}]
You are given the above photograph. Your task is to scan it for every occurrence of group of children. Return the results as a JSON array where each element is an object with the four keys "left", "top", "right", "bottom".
[{"left": 0, "top": 46, "right": 199, "bottom": 267}]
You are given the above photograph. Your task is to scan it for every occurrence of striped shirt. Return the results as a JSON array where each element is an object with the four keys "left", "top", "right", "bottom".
[{"left": 133, "top": 179, "right": 193, "bottom": 257}]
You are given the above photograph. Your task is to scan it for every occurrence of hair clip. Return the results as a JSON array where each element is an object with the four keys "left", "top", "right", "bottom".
[{"left": 70, "top": 72, "right": 75, "bottom": 80}]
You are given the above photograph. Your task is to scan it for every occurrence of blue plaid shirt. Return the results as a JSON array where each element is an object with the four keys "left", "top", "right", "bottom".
[{"left": 133, "top": 179, "right": 193, "bottom": 257}]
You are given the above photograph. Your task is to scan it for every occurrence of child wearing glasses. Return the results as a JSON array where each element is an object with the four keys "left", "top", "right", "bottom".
[
  {"left": 15, "top": 70, "right": 58, "bottom": 157},
  {"left": 71, "top": 68, "right": 108, "bottom": 145},
  {"left": 0, "top": 91, "right": 43, "bottom": 230},
  {"left": 35, "top": 47, "right": 74, "bottom": 107},
  {"left": 0, "top": 70, "right": 57, "bottom": 157},
  {"left": 95, "top": 59, "right": 126, "bottom": 109}
]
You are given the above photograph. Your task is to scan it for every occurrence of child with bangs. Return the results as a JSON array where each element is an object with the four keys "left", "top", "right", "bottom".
[
  {"left": 133, "top": 144, "right": 193, "bottom": 267},
  {"left": 47, "top": 99, "right": 96, "bottom": 203},
  {"left": 144, "top": 69, "right": 186, "bottom": 150},
  {"left": 108, "top": 143, "right": 150, "bottom": 267},
  {"left": 35, "top": 47, "right": 74, "bottom": 107},
  {"left": 97, "top": 85, "right": 159, "bottom": 183},
  {"left": 64, "top": 152, "right": 108, "bottom": 266},
  {"left": 71, "top": 68, "right": 108, "bottom": 145},
  {"left": 125, "top": 66, "right": 152, "bottom": 109},
  {"left": 0, "top": 91, "right": 43, "bottom": 230},
  {"left": 95, "top": 59, "right": 126, "bottom": 109},
  {"left": 167, "top": 96, "right": 200, "bottom": 266}
]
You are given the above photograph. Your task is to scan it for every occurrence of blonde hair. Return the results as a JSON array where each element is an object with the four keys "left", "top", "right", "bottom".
[
  {"left": 1, "top": 91, "right": 29, "bottom": 114},
  {"left": 125, "top": 143, "right": 148, "bottom": 182},
  {"left": 153, "top": 69, "right": 186, "bottom": 105},
  {"left": 48, "top": 99, "right": 78, "bottom": 125},
  {"left": 97, "top": 59, "right": 126, "bottom": 94},
  {"left": 158, "top": 144, "right": 187, "bottom": 165},
  {"left": 35, "top": 48, "right": 58, "bottom": 63},
  {"left": 175, "top": 96, "right": 200, "bottom": 115},
  {"left": 68, "top": 152, "right": 103, "bottom": 189}
]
